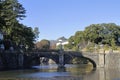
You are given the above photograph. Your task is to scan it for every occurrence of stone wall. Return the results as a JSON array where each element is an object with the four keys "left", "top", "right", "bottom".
[
  {"left": 105, "top": 53, "right": 120, "bottom": 68},
  {"left": 84, "top": 52, "right": 120, "bottom": 68},
  {"left": 0, "top": 56, "right": 4, "bottom": 70},
  {"left": 0, "top": 51, "right": 24, "bottom": 70},
  {"left": 83, "top": 52, "right": 120, "bottom": 68}
]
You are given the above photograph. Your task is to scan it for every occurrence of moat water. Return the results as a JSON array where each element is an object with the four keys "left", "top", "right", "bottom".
[{"left": 0, "top": 64, "right": 120, "bottom": 80}]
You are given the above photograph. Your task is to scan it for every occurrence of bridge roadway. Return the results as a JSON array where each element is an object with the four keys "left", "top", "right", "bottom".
[{"left": 25, "top": 50, "right": 100, "bottom": 68}]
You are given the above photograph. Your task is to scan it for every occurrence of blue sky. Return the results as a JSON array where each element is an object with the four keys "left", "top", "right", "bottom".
[{"left": 18, "top": 0, "right": 120, "bottom": 40}]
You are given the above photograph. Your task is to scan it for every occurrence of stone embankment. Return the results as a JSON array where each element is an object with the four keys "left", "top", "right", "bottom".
[{"left": 0, "top": 51, "right": 25, "bottom": 70}]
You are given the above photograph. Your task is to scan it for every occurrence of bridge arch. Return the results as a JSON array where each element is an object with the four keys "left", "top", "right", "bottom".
[
  {"left": 64, "top": 51, "right": 97, "bottom": 69},
  {"left": 82, "top": 56, "right": 96, "bottom": 68},
  {"left": 28, "top": 52, "right": 60, "bottom": 66}
]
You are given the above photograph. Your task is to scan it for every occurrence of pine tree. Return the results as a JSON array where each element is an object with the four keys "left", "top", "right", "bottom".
[{"left": 0, "top": 0, "right": 26, "bottom": 36}]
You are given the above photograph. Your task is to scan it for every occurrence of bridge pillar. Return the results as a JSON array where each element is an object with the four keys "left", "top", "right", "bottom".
[
  {"left": 99, "top": 53, "right": 105, "bottom": 67},
  {"left": 58, "top": 50, "right": 65, "bottom": 68}
]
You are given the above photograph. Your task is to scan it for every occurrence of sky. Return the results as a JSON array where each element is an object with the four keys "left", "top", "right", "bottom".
[{"left": 18, "top": 0, "right": 120, "bottom": 41}]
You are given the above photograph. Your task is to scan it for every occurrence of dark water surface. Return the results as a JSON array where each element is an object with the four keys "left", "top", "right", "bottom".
[{"left": 0, "top": 64, "right": 120, "bottom": 80}]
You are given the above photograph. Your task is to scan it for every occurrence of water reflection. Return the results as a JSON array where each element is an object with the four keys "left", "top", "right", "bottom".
[
  {"left": 57, "top": 66, "right": 66, "bottom": 72},
  {"left": 0, "top": 64, "right": 120, "bottom": 80}
]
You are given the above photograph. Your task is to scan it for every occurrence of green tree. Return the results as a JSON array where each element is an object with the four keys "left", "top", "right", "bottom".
[
  {"left": 84, "top": 23, "right": 120, "bottom": 46},
  {"left": 0, "top": 0, "right": 37, "bottom": 50},
  {"left": 0, "top": 1, "right": 4, "bottom": 28},
  {"left": 0, "top": 0, "right": 26, "bottom": 36},
  {"left": 12, "top": 23, "right": 35, "bottom": 48},
  {"left": 68, "top": 23, "right": 120, "bottom": 51},
  {"left": 84, "top": 24, "right": 103, "bottom": 44},
  {"left": 67, "top": 36, "right": 75, "bottom": 50},
  {"left": 33, "top": 27, "right": 40, "bottom": 41}
]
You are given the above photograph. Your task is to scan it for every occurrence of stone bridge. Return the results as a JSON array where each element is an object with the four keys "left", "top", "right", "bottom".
[
  {"left": 25, "top": 50, "right": 103, "bottom": 68},
  {"left": 26, "top": 50, "right": 120, "bottom": 69},
  {"left": 0, "top": 50, "right": 120, "bottom": 70}
]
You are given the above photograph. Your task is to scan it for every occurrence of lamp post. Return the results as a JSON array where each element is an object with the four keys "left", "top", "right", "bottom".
[{"left": 59, "top": 39, "right": 63, "bottom": 50}]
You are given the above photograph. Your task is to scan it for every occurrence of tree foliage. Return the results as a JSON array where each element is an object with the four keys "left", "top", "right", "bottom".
[
  {"left": 0, "top": 0, "right": 39, "bottom": 49},
  {"left": 33, "top": 27, "right": 40, "bottom": 41},
  {"left": 68, "top": 23, "right": 120, "bottom": 51}
]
